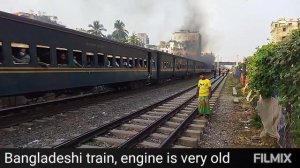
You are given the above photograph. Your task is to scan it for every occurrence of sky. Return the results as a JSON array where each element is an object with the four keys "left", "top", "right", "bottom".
[{"left": 0, "top": 0, "right": 299, "bottom": 62}]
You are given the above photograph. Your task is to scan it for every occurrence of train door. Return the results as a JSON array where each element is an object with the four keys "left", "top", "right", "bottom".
[
  {"left": 147, "top": 52, "right": 151, "bottom": 79},
  {"left": 172, "top": 57, "right": 175, "bottom": 77},
  {"left": 156, "top": 52, "right": 161, "bottom": 81}
]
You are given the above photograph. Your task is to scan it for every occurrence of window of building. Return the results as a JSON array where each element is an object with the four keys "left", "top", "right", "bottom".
[
  {"left": 0, "top": 42, "right": 3, "bottom": 64},
  {"left": 97, "top": 53, "right": 105, "bottom": 67},
  {"left": 289, "top": 23, "right": 292, "bottom": 26},
  {"left": 56, "top": 48, "right": 68, "bottom": 66},
  {"left": 86, "top": 52, "right": 95, "bottom": 67},
  {"left": 36, "top": 45, "right": 50, "bottom": 66},
  {"left": 283, "top": 27, "right": 286, "bottom": 31},
  {"left": 72, "top": 50, "right": 82, "bottom": 67},
  {"left": 11, "top": 42, "right": 30, "bottom": 64},
  {"left": 275, "top": 24, "right": 278, "bottom": 27}
]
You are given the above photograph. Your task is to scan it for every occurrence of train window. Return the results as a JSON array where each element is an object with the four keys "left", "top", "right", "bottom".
[
  {"left": 134, "top": 58, "right": 139, "bottom": 68},
  {"left": 73, "top": 50, "right": 82, "bottom": 67},
  {"left": 11, "top": 42, "right": 30, "bottom": 64},
  {"left": 144, "top": 59, "right": 147, "bottom": 68},
  {"left": 86, "top": 52, "right": 95, "bottom": 67},
  {"left": 56, "top": 48, "right": 68, "bottom": 67},
  {"left": 122, "top": 57, "right": 128, "bottom": 68},
  {"left": 162, "top": 62, "right": 166, "bottom": 69},
  {"left": 0, "top": 42, "right": 3, "bottom": 64},
  {"left": 36, "top": 45, "right": 50, "bottom": 67},
  {"left": 139, "top": 58, "right": 143, "bottom": 68},
  {"left": 107, "top": 55, "right": 113, "bottom": 67},
  {"left": 152, "top": 60, "right": 156, "bottom": 68},
  {"left": 97, "top": 53, "right": 105, "bottom": 67},
  {"left": 115, "top": 56, "right": 121, "bottom": 68},
  {"left": 128, "top": 58, "right": 133, "bottom": 68}
]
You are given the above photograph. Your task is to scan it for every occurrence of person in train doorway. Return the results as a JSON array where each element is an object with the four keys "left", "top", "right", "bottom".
[
  {"left": 197, "top": 72, "right": 212, "bottom": 117},
  {"left": 12, "top": 48, "right": 30, "bottom": 64}
]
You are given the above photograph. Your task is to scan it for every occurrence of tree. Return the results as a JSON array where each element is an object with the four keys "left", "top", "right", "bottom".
[
  {"left": 106, "top": 34, "right": 114, "bottom": 40},
  {"left": 87, "top": 21, "right": 107, "bottom": 37},
  {"left": 112, "top": 20, "right": 129, "bottom": 42},
  {"left": 127, "top": 33, "right": 143, "bottom": 46}
]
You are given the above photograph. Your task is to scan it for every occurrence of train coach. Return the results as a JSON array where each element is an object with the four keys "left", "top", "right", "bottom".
[{"left": 0, "top": 11, "right": 210, "bottom": 99}]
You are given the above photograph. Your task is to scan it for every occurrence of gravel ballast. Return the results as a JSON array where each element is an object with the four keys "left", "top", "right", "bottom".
[{"left": 0, "top": 78, "right": 199, "bottom": 148}]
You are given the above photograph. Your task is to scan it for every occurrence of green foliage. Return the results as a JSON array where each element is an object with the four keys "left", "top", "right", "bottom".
[
  {"left": 127, "top": 33, "right": 144, "bottom": 47},
  {"left": 246, "top": 29, "right": 300, "bottom": 146},
  {"left": 247, "top": 43, "right": 278, "bottom": 98},
  {"left": 88, "top": 21, "right": 107, "bottom": 37},
  {"left": 112, "top": 20, "right": 129, "bottom": 42},
  {"left": 271, "top": 30, "right": 300, "bottom": 109}
]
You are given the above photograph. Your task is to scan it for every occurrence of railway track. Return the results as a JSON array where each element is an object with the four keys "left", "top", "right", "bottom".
[
  {"left": 54, "top": 76, "right": 226, "bottom": 148},
  {"left": 0, "top": 77, "right": 201, "bottom": 129}
]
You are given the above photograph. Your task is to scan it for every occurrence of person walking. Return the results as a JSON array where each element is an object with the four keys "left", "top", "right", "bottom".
[{"left": 197, "top": 73, "right": 212, "bottom": 117}]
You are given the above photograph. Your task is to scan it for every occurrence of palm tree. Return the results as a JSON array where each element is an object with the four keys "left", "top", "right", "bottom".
[
  {"left": 87, "top": 21, "right": 107, "bottom": 37},
  {"left": 127, "top": 33, "right": 143, "bottom": 47},
  {"left": 112, "top": 20, "right": 129, "bottom": 42}
]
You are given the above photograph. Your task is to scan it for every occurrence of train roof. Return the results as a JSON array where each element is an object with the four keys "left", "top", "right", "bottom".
[{"left": 0, "top": 11, "right": 206, "bottom": 64}]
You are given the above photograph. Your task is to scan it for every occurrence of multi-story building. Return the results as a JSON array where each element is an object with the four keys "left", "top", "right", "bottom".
[
  {"left": 158, "top": 30, "right": 201, "bottom": 58},
  {"left": 158, "top": 41, "right": 170, "bottom": 53},
  {"left": 136, "top": 33, "right": 149, "bottom": 47},
  {"left": 271, "top": 18, "right": 300, "bottom": 43}
]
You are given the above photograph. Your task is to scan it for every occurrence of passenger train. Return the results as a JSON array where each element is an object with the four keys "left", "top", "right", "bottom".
[{"left": 0, "top": 11, "right": 212, "bottom": 99}]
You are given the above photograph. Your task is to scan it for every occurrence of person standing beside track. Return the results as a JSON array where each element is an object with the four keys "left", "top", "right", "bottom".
[{"left": 197, "top": 73, "right": 212, "bottom": 117}]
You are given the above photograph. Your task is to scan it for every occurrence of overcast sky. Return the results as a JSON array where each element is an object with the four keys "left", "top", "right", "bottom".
[{"left": 0, "top": 0, "right": 299, "bottom": 61}]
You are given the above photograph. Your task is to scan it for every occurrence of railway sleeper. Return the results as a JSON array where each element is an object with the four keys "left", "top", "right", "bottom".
[
  {"left": 170, "top": 117, "right": 185, "bottom": 123},
  {"left": 188, "top": 124, "right": 205, "bottom": 130},
  {"left": 109, "top": 129, "right": 138, "bottom": 137},
  {"left": 140, "top": 114, "right": 161, "bottom": 120},
  {"left": 157, "top": 127, "right": 174, "bottom": 134},
  {"left": 150, "top": 133, "right": 169, "bottom": 139},
  {"left": 164, "top": 121, "right": 180, "bottom": 128},
  {"left": 146, "top": 112, "right": 165, "bottom": 116},
  {"left": 172, "top": 144, "right": 192, "bottom": 148},
  {"left": 132, "top": 118, "right": 155, "bottom": 125},
  {"left": 153, "top": 108, "right": 172, "bottom": 112},
  {"left": 77, "top": 145, "right": 102, "bottom": 148},
  {"left": 121, "top": 124, "right": 146, "bottom": 131},
  {"left": 182, "top": 129, "right": 203, "bottom": 139},
  {"left": 177, "top": 136, "right": 198, "bottom": 148},
  {"left": 139, "top": 141, "right": 160, "bottom": 148},
  {"left": 93, "top": 137, "right": 126, "bottom": 146},
  {"left": 175, "top": 113, "right": 189, "bottom": 118}
]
